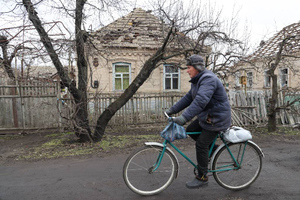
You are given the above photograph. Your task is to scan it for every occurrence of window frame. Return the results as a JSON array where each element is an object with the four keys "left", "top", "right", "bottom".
[
  {"left": 279, "top": 68, "right": 288, "bottom": 88},
  {"left": 264, "top": 70, "right": 271, "bottom": 88},
  {"left": 112, "top": 62, "right": 131, "bottom": 91},
  {"left": 163, "top": 64, "right": 180, "bottom": 91},
  {"left": 235, "top": 72, "right": 241, "bottom": 87},
  {"left": 246, "top": 71, "right": 253, "bottom": 88}
]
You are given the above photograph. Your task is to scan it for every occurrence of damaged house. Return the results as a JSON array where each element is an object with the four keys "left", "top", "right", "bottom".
[
  {"left": 84, "top": 8, "right": 208, "bottom": 94},
  {"left": 227, "top": 22, "right": 300, "bottom": 92}
]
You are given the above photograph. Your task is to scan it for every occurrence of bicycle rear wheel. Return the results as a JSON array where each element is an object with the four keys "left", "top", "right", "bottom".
[
  {"left": 212, "top": 142, "right": 263, "bottom": 190},
  {"left": 123, "top": 145, "right": 178, "bottom": 196}
]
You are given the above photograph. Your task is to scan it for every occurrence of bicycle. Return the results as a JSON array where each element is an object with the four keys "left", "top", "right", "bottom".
[{"left": 123, "top": 113, "right": 264, "bottom": 196}]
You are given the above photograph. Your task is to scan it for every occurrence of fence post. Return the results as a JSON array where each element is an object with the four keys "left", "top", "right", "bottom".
[
  {"left": 11, "top": 82, "right": 19, "bottom": 128},
  {"left": 17, "top": 81, "right": 26, "bottom": 130}
]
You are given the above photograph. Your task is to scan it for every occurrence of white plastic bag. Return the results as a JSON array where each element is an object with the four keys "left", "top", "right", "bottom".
[{"left": 222, "top": 126, "right": 252, "bottom": 143}]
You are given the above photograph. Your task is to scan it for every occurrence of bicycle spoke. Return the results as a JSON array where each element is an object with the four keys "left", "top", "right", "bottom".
[
  {"left": 212, "top": 142, "right": 262, "bottom": 190},
  {"left": 123, "top": 146, "right": 177, "bottom": 196},
  {"left": 128, "top": 161, "right": 150, "bottom": 171}
]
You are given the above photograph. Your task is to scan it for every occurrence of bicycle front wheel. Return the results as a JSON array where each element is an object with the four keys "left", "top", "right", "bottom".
[
  {"left": 123, "top": 145, "right": 178, "bottom": 196},
  {"left": 212, "top": 142, "right": 263, "bottom": 190}
]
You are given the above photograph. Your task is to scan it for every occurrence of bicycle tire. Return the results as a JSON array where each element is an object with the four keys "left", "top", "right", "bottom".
[
  {"left": 212, "top": 142, "right": 263, "bottom": 190},
  {"left": 123, "top": 145, "right": 178, "bottom": 196}
]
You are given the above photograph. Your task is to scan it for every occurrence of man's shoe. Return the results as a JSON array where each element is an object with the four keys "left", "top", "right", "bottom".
[{"left": 186, "top": 175, "right": 208, "bottom": 189}]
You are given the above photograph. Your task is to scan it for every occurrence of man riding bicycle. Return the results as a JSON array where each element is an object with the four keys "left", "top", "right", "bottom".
[{"left": 166, "top": 54, "right": 231, "bottom": 189}]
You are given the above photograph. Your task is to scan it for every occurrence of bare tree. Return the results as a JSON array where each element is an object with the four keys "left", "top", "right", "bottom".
[
  {"left": 19, "top": 0, "right": 247, "bottom": 142},
  {"left": 88, "top": 1, "right": 248, "bottom": 142},
  {"left": 246, "top": 23, "right": 300, "bottom": 131},
  {"left": 265, "top": 36, "right": 300, "bottom": 131},
  {"left": 0, "top": 35, "right": 19, "bottom": 80},
  {"left": 0, "top": 21, "right": 73, "bottom": 81}
]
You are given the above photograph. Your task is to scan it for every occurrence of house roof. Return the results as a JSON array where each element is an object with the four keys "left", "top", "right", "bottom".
[
  {"left": 27, "top": 66, "right": 57, "bottom": 78},
  {"left": 91, "top": 8, "right": 197, "bottom": 51},
  {"left": 249, "top": 22, "right": 300, "bottom": 59}
]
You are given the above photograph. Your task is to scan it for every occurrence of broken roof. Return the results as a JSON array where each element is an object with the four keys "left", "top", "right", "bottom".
[
  {"left": 249, "top": 22, "right": 300, "bottom": 60},
  {"left": 91, "top": 8, "right": 197, "bottom": 51}
]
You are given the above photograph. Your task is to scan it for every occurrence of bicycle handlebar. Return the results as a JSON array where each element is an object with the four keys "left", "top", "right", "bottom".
[{"left": 164, "top": 111, "right": 170, "bottom": 119}]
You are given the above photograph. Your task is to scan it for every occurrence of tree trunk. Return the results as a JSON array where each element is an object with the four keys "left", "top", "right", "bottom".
[
  {"left": 0, "top": 38, "right": 15, "bottom": 79},
  {"left": 92, "top": 26, "right": 176, "bottom": 142},
  {"left": 23, "top": 0, "right": 93, "bottom": 142},
  {"left": 93, "top": 50, "right": 164, "bottom": 142},
  {"left": 268, "top": 73, "right": 277, "bottom": 132},
  {"left": 73, "top": 0, "right": 92, "bottom": 142},
  {"left": 268, "top": 98, "right": 277, "bottom": 132}
]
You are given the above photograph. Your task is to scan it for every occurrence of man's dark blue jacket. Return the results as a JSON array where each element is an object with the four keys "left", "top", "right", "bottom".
[{"left": 170, "top": 69, "right": 231, "bottom": 131}]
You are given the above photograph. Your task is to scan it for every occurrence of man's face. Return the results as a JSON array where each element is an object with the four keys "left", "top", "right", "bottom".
[{"left": 187, "top": 65, "right": 199, "bottom": 78}]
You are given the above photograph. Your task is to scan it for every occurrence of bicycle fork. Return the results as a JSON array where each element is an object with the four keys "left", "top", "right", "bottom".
[{"left": 151, "top": 144, "right": 168, "bottom": 172}]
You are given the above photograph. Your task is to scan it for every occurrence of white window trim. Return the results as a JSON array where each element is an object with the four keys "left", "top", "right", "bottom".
[
  {"left": 112, "top": 62, "right": 131, "bottom": 91},
  {"left": 163, "top": 64, "right": 180, "bottom": 91}
]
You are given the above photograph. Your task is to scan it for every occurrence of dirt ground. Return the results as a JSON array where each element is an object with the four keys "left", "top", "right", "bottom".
[
  {"left": 0, "top": 126, "right": 299, "bottom": 163},
  {"left": 0, "top": 127, "right": 192, "bottom": 163}
]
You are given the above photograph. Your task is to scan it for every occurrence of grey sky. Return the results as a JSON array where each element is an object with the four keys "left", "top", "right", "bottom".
[
  {"left": 215, "top": 0, "right": 299, "bottom": 48},
  {"left": 1, "top": 0, "right": 299, "bottom": 50}
]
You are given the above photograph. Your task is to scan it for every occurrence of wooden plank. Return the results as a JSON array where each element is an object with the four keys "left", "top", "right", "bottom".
[
  {"left": 251, "top": 91, "right": 258, "bottom": 123},
  {"left": 285, "top": 110, "right": 295, "bottom": 125},
  {"left": 1, "top": 88, "right": 300, "bottom": 130},
  {"left": 240, "top": 92, "right": 247, "bottom": 125},
  {"left": 278, "top": 92, "right": 285, "bottom": 124},
  {"left": 260, "top": 91, "right": 267, "bottom": 123},
  {"left": 245, "top": 92, "right": 251, "bottom": 125}
]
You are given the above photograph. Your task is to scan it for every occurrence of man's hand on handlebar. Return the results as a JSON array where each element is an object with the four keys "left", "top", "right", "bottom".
[
  {"left": 172, "top": 115, "right": 186, "bottom": 126},
  {"left": 165, "top": 108, "right": 174, "bottom": 116}
]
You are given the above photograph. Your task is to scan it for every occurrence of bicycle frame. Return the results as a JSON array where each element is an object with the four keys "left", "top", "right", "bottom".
[{"left": 151, "top": 132, "right": 247, "bottom": 174}]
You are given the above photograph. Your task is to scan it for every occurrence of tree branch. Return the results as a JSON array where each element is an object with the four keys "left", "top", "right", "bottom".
[{"left": 22, "top": 0, "right": 79, "bottom": 98}]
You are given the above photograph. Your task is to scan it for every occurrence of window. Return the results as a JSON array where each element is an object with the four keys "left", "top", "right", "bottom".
[
  {"left": 247, "top": 71, "right": 253, "bottom": 87},
  {"left": 280, "top": 68, "right": 288, "bottom": 87},
  {"left": 164, "top": 65, "right": 180, "bottom": 90},
  {"left": 264, "top": 70, "right": 271, "bottom": 87},
  {"left": 113, "top": 63, "right": 131, "bottom": 91},
  {"left": 235, "top": 72, "right": 241, "bottom": 87}
]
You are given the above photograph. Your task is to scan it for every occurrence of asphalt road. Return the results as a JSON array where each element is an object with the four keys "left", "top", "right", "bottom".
[{"left": 1, "top": 139, "right": 299, "bottom": 200}]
